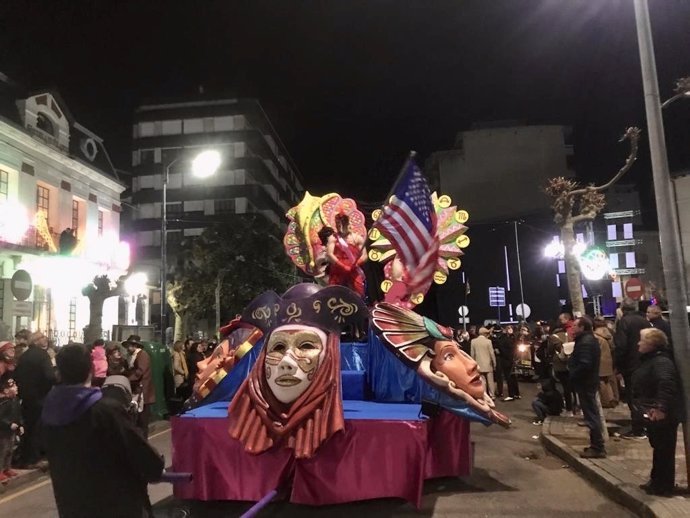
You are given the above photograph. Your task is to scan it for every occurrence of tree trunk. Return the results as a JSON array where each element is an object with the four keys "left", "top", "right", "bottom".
[
  {"left": 85, "top": 294, "right": 105, "bottom": 344},
  {"left": 561, "top": 222, "right": 586, "bottom": 317},
  {"left": 173, "top": 311, "right": 187, "bottom": 342}
]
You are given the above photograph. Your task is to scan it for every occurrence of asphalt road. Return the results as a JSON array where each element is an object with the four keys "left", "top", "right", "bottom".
[
  {"left": 0, "top": 383, "right": 635, "bottom": 518},
  {"left": 0, "top": 426, "right": 174, "bottom": 518}
]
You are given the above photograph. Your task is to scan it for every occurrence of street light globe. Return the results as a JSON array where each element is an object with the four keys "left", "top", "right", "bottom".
[
  {"left": 192, "top": 150, "right": 221, "bottom": 178},
  {"left": 125, "top": 272, "right": 149, "bottom": 296}
]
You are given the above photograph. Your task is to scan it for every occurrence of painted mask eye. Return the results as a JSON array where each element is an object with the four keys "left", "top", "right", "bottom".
[
  {"left": 299, "top": 341, "right": 317, "bottom": 351},
  {"left": 271, "top": 343, "right": 287, "bottom": 354},
  {"left": 443, "top": 352, "right": 454, "bottom": 362}
]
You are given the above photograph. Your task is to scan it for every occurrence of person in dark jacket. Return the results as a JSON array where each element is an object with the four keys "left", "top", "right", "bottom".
[
  {"left": 614, "top": 298, "right": 650, "bottom": 439},
  {"left": 42, "top": 344, "right": 164, "bottom": 518},
  {"left": 646, "top": 305, "right": 672, "bottom": 347},
  {"left": 0, "top": 377, "right": 23, "bottom": 481},
  {"left": 13, "top": 331, "right": 56, "bottom": 467},
  {"left": 186, "top": 341, "right": 205, "bottom": 386},
  {"left": 632, "top": 328, "right": 682, "bottom": 496},
  {"left": 125, "top": 335, "right": 156, "bottom": 437},
  {"left": 569, "top": 316, "right": 606, "bottom": 458},
  {"left": 531, "top": 378, "right": 563, "bottom": 425},
  {"left": 493, "top": 326, "right": 520, "bottom": 401}
]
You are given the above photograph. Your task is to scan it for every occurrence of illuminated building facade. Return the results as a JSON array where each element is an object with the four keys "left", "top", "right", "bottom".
[{"left": 0, "top": 75, "right": 127, "bottom": 342}]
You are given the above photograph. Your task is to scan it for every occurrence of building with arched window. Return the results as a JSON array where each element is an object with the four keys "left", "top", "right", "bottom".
[{"left": 0, "top": 73, "right": 127, "bottom": 343}]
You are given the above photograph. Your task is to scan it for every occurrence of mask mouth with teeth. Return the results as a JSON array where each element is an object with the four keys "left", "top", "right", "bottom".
[{"left": 229, "top": 283, "right": 368, "bottom": 459}]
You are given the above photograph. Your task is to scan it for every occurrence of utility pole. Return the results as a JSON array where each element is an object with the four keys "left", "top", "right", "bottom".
[{"left": 634, "top": 0, "right": 690, "bottom": 483}]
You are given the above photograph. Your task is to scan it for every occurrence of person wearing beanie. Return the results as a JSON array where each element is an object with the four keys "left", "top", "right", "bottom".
[
  {"left": 13, "top": 331, "right": 55, "bottom": 467},
  {"left": 41, "top": 344, "right": 163, "bottom": 517}
]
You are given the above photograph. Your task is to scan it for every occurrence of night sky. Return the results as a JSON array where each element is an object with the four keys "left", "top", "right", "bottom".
[{"left": 1, "top": 0, "right": 690, "bottom": 206}]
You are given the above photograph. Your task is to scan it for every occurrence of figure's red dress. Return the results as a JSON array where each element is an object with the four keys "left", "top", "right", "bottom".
[{"left": 328, "top": 237, "right": 365, "bottom": 297}]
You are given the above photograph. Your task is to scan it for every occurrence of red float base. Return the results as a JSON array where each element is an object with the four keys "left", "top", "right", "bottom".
[{"left": 172, "top": 400, "right": 471, "bottom": 508}]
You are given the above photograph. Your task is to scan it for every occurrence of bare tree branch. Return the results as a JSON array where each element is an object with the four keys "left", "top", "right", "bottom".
[{"left": 571, "top": 127, "right": 641, "bottom": 196}]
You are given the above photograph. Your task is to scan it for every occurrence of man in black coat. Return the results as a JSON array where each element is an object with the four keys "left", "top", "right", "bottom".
[
  {"left": 493, "top": 326, "right": 520, "bottom": 401},
  {"left": 646, "top": 305, "right": 672, "bottom": 345},
  {"left": 42, "top": 344, "right": 164, "bottom": 518},
  {"left": 614, "top": 298, "right": 650, "bottom": 438},
  {"left": 632, "top": 328, "right": 682, "bottom": 496},
  {"left": 13, "top": 331, "right": 55, "bottom": 467},
  {"left": 569, "top": 316, "right": 606, "bottom": 458}
]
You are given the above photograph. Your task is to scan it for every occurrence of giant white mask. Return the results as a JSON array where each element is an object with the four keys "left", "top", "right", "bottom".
[{"left": 264, "top": 324, "right": 327, "bottom": 404}]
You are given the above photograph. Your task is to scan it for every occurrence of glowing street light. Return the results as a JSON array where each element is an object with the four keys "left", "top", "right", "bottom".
[
  {"left": 125, "top": 272, "right": 148, "bottom": 296},
  {"left": 192, "top": 150, "right": 222, "bottom": 178},
  {"left": 161, "top": 149, "right": 223, "bottom": 339}
]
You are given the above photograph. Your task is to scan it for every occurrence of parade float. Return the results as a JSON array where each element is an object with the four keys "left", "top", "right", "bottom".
[{"left": 171, "top": 158, "right": 509, "bottom": 508}]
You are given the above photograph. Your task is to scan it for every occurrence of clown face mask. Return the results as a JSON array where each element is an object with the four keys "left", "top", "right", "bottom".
[
  {"left": 430, "top": 341, "right": 484, "bottom": 400},
  {"left": 264, "top": 324, "right": 327, "bottom": 404}
]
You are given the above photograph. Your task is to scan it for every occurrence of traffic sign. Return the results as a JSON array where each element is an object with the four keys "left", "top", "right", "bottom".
[
  {"left": 457, "top": 305, "right": 469, "bottom": 317},
  {"left": 11, "top": 269, "right": 32, "bottom": 301},
  {"left": 624, "top": 278, "right": 643, "bottom": 301},
  {"left": 515, "top": 303, "right": 531, "bottom": 319},
  {"left": 488, "top": 287, "right": 506, "bottom": 308},
  {"left": 458, "top": 317, "right": 469, "bottom": 324}
]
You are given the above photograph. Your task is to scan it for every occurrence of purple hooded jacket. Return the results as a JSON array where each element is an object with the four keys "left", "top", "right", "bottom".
[{"left": 41, "top": 385, "right": 102, "bottom": 426}]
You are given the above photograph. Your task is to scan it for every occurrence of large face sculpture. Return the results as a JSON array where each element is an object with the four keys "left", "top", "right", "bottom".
[
  {"left": 265, "top": 325, "right": 326, "bottom": 404},
  {"left": 371, "top": 302, "right": 510, "bottom": 428},
  {"left": 228, "top": 284, "right": 368, "bottom": 458},
  {"left": 429, "top": 340, "right": 484, "bottom": 400}
]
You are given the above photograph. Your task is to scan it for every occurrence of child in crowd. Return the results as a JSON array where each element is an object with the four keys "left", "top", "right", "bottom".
[
  {"left": 0, "top": 378, "right": 23, "bottom": 482},
  {"left": 532, "top": 378, "right": 564, "bottom": 425},
  {"left": 91, "top": 339, "right": 108, "bottom": 387}
]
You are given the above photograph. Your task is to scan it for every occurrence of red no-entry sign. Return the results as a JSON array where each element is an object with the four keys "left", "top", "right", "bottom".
[{"left": 624, "top": 278, "right": 643, "bottom": 301}]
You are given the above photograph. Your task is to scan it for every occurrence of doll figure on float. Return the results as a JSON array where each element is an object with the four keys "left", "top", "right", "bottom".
[
  {"left": 320, "top": 213, "right": 367, "bottom": 297},
  {"left": 228, "top": 283, "right": 367, "bottom": 459},
  {"left": 284, "top": 192, "right": 368, "bottom": 296},
  {"left": 371, "top": 303, "right": 510, "bottom": 428}
]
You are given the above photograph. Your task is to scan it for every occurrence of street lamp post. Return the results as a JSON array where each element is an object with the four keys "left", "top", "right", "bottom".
[
  {"left": 633, "top": 0, "right": 690, "bottom": 484},
  {"left": 160, "top": 150, "right": 221, "bottom": 342}
]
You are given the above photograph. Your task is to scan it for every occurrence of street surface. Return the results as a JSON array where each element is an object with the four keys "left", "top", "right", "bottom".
[{"left": 0, "top": 383, "right": 634, "bottom": 517}]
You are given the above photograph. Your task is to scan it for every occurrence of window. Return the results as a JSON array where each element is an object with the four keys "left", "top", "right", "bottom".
[
  {"left": 36, "top": 112, "right": 55, "bottom": 136},
  {"left": 161, "top": 120, "right": 182, "bottom": 135},
  {"left": 167, "top": 202, "right": 183, "bottom": 216},
  {"left": 623, "top": 223, "right": 633, "bottom": 239},
  {"left": 37, "top": 185, "right": 50, "bottom": 214},
  {"left": 36, "top": 185, "right": 50, "bottom": 248},
  {"left": 72, "top": 200, "right": 80, "bottom": 235},
  {"left": 167, "top": 231, "right": 183, "bottom": 246},
  {"left": 98, "top": 210, "right": 104, "bottom": 236},
  {"left": 214, "top": 199, "right": 235, "bottom": 215},
  {"left": 557, "top": 260, "right": 565, "bottom": 274},
  {"left": 139, "top": 122, "right": 155, "bottom": 137},
  {"left": 183, "top": 119, "right": 203, "bottom": 134},
  {"left": 0, "top": 170, "right": 8, "bottom": 199},
  {"left": 607, "top": 225, "right": 617, "bottom": 241},
  {"left": 215, "top": 116, "right": 234, "bottom": 131},
  {"left": 625, "top": 252, "right": 636, "bottom": 268},
  {"left": 140, "top": 149, "right": 155, "bottom": 165},
  {"left": 609, "top": 253, "right": 619, "bottom": 269}
]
